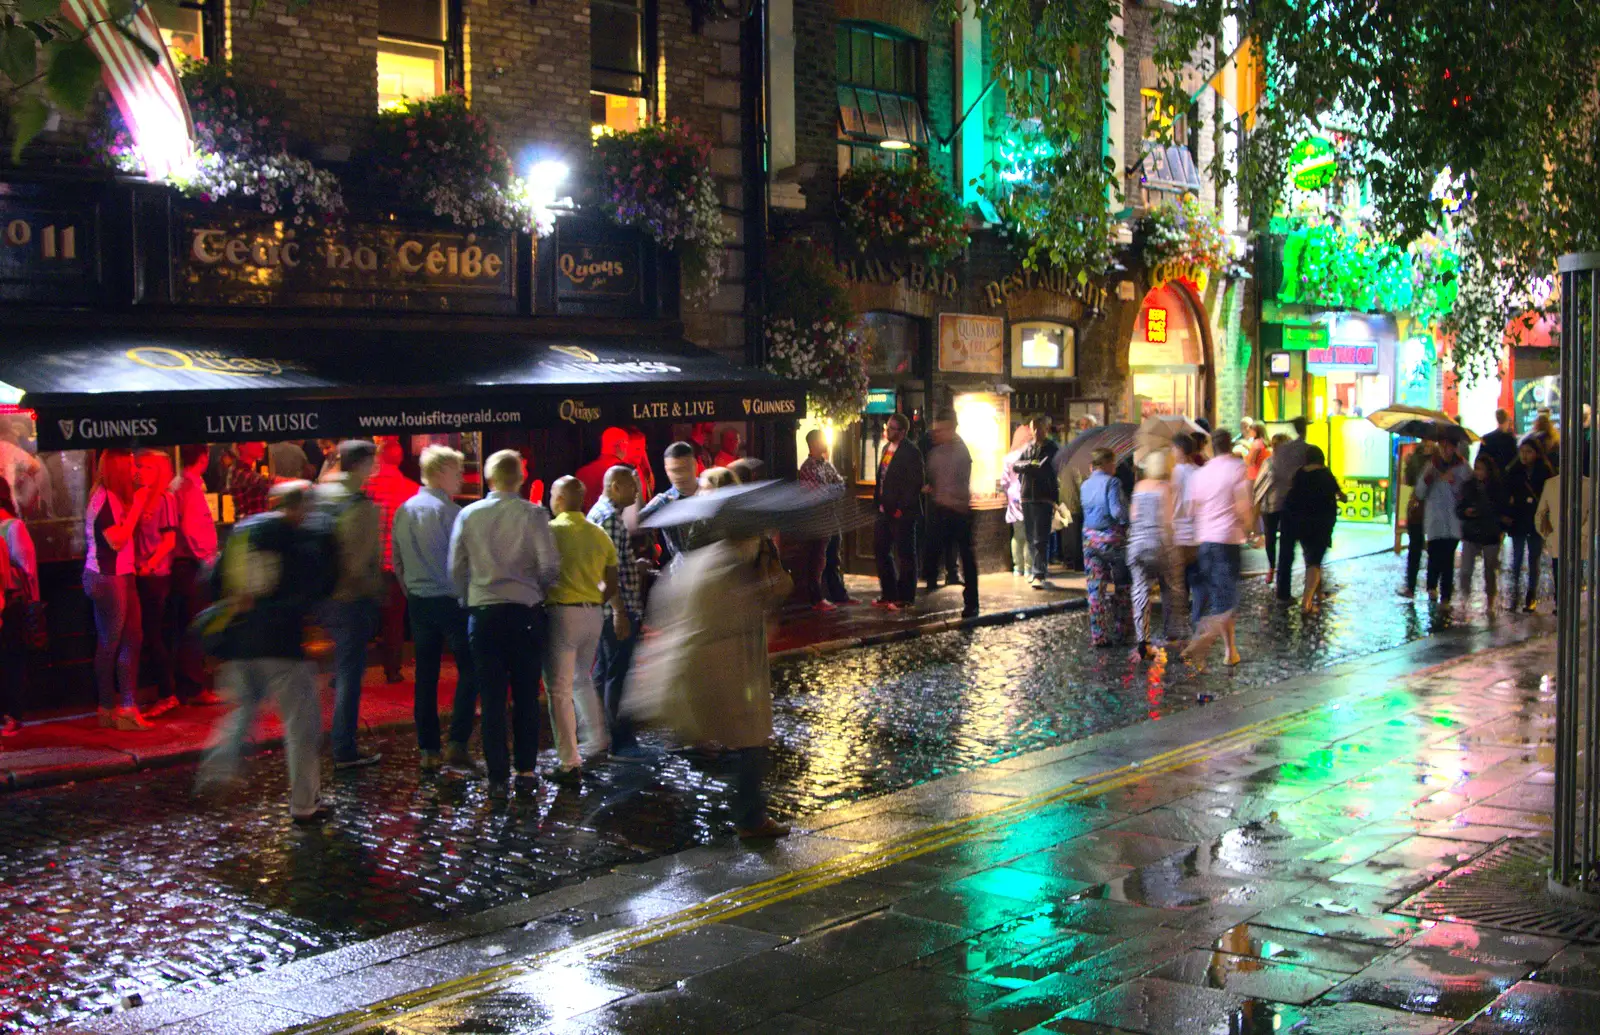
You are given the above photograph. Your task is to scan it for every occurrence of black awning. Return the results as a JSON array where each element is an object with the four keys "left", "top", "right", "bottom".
[{"left": 1, "top": 328, "right": 806, "bottom": 450}]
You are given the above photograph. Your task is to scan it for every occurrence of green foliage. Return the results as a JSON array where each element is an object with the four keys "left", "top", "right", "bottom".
[
  {"left": 763, "top": 238, "right": 867, "bottom": 423},
  {"left": 1139, "top": 196, "right": 1233, "bottom": 273}
]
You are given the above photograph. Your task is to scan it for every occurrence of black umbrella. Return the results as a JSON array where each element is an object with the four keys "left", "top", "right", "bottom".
[
  {"left": 1366, "top": 405, "right": 1480, "bottom": 444},
  {"left": 639, "top": 480, "right": 875, "bottom": 541}
]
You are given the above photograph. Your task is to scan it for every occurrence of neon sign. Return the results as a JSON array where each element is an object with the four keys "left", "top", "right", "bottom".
[{"left": 1146, "top": 307, "right": 1169, "bottom": 343}]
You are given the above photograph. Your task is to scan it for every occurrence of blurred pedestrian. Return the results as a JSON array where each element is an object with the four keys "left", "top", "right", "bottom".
[
  {"left": 634, "top": 527, "right": 793, "bottom": 840},
  {"left": 715, "top": 429, "right": 743, "bottom": 469},
  {"left": 314, "top": 440, "right": 385, "bottom": 769},
  {"left": 1526, "top": 412, "right": 1560, "bottom": 470},
  {"left": 798, "top": 429, "right": 850, "bottom": 610},
  {"left": 197, "top": 481, "right": 335, "bottom": 824},
  {"left": 1398, "top": 442, "right": 1436, "bottom": 598},
  {"left": 392, "top": 445, "right": 478, "bottom": 771},
  {"left": 1266, "top": 416, "right": 1309, "bottom": 601},
  {"left": 0, "top": 477, "right": 38, "bottom": 738},
  {"left": 133, "top": 450, "right": 180, "bottom": 717},
  {"left": 170, "top": 445, "right": 221, "bottom": 707},
  {"left": 1456, "top": 453, "right": 1507, "bottom": 610},
  {"left": 1011, "top": 414, "right": 1059, "bottom": 590},
  {"left": 1180, "top": 430, "right": 1251, "bottom": 671},
  {"left": 450, "top": 449, "right": 561, "bottom": 796},
  {"left": 226, "top": 443, "right": 272, "bottom": 519},
  {"left": 1536, "top": 465, "right": 1590, "bottom": 605},
  {"left": 1241, "top": 421, "right": 1268, "bottom": 482},
  {"left": 544, "top": 476, "right": 630, "bottom": 784},
  {"left": 577, "top": 428, "right": 631, "bottom": 512},
  {"left": 1080, "top": 447, "right": 1132, "bottom": 647},
  {"left": 85, "top": 449, "right": 154, "bottom": 730},
  {"left": 1414, "top": 437, "right": 1472, "bottom": 606},
  {"left": 1128, "top": 451, "right": 1176, "bottom": 660},
  {"left": 640, "top": 442, "right": 700, "bottom": 565},
  {"left": 923, "top": 411, "right": 978, "bottom": 618},
  {"left": 1478, "top": 409, "right": 1518, "bottom": 475},
  {"left": 625, "top": 427, "right": 655, "bottom": 504},
  {"left": 1055, "top": 432, "right": 1085, "bottom": 574},
  {"left": 367, "top": 439, "right": 420, "bottom": 685},
  {"left": 701, "top": 466, "right": 736, "bottom": 491},
  {"left": 1284, "top": 444, "right": 1344, "bottom": 613},
  {"left": 1169, "top": 432, "right": 1202, "bottom": 629},
  {"left": 1000, "top": 424, "right": 1032, "bottom": 575},
  {"left": 730, "top": 457, "right": 764, "bottom": 484},
  {"left": 589, "top": 465, "right": 651, "bottom": 760},
  {"left": 873, "top": 413, "right": 923, "bottom": 609},
  {"left": 1504, "top": 439, "right": 1553, "bottom": 611}
]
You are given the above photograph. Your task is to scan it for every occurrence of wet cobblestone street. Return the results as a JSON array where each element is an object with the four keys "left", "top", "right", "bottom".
[{"left": 0, "top": 550, "right": 1549, "bottom": 1031}]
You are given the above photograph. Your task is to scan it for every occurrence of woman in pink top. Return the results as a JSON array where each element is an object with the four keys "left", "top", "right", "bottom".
[{"left": 1179, "top": 429, "right": 1253, "bottom": 672}]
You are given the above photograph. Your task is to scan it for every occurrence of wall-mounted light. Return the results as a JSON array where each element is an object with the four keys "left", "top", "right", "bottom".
[{"left": 879, "top": 138, "right": 912, "bottom": 151}]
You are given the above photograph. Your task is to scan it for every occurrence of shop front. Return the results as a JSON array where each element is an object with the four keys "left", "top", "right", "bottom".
[
  {"left": 0, "top": 174, "right": 803, "bottom": 712},
  {"left": 1128, "top": 281, "right": 1210, "bottom": 421}
]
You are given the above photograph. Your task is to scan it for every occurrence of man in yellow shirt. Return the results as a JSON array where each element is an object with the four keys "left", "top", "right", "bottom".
[{"left": 544, "top": 476, "right": 630, "bottom": 784}]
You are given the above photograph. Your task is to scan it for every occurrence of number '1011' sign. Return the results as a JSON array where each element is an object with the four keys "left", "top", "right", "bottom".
[{"left": 0, "top": 189, "right": 101, "bottom": 304}]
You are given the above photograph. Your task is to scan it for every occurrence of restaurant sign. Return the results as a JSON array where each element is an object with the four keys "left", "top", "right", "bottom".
[
  {"left": 0, "top": 184, "right": 103, "bottom": 305},
  {"left": 173, "top": 210, "right": 518, "bottom": 313},
  {"left": 938, "top": 313, "right": 1005, "bottom": 375},
  {"left": 982, "top": 265, "right": 1108, "bottom": 317}
]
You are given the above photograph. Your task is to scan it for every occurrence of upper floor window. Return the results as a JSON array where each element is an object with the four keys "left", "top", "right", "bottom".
[
  {"left": 155, "top": 0, "right": 221, "bottom": 63},
  {"left": 836, "top": 23, "right": 928, "bottom": 173},
  {"left": 1138, "top": 88, "right": 1201, "bottom": 194},
  {"left": 592, "top": 0, "right": 651, "bottom": 137},
  {"left": 378, "top": 0, "right": 461, "bottom": 110}
]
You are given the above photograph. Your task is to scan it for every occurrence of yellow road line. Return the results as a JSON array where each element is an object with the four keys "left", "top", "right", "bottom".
[{"left": 276, "top": 701, "right": 1336, "bottom": 1035}]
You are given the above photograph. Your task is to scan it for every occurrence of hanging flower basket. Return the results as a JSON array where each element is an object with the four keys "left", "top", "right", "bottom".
[
  {"left": 592, "top": 120, "right": 728, "bottom": 305},
  {"left": 836, "top": 163, "right": 969, "bottom": 267},
  {"left": 100, "top": 58, "right": 344, "bottom": 224},
  {"left": 368, "top": 91, "right": 552, "bottom": 235},
  {"left": 1137, "top": 197, "right": 1234, "bottom": 288},
  {"left": 764, "top": 239, "right": 868, "bottom": 423}
]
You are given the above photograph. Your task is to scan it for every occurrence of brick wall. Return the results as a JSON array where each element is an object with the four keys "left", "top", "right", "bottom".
[
  {"left": 232, "top": 0, "right": 379, "bottom": 153},
  {"left": 464, "top": 0, "right": 591, "bottom": 164}
]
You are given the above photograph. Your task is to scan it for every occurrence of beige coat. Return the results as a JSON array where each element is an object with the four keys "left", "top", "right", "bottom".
[
  {"left": 627, "top": 538, "right": 791, "bottom": 750},
  {"left": 1536, "top": 476, "right": 1591, "bottom": 560}
]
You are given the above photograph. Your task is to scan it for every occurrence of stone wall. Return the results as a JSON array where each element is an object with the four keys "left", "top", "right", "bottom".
[{"left": 231, "top": 0, "right": 380, "bottom": 154}]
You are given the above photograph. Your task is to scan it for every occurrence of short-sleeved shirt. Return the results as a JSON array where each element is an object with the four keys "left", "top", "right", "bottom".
[
  {"left": 84, "top": 486, "right": 135, "bottom": 576},
  {"left": 546, "top": 510, "right": 618, "bottom": 606},
  {"left": 1188, "top": 454, "right": 1249, "bottom": 545},
  {"left": 134, "top": 491, "right": 178, "bottom": 576}
]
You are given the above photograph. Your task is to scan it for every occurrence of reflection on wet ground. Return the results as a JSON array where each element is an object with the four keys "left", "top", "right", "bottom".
[{"left": 0, "top": 552, "right": 1550, "bottom": 1029}]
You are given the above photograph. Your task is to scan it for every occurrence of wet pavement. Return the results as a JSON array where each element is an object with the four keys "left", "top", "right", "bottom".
[{"left": 0, "top": 550, "right": 1556, "bottom": 1032}]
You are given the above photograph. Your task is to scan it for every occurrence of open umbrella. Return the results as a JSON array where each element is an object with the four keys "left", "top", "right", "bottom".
[
  {"left": 1134, "top": 414, "right": 1208, "bottom": 463},
  {"left": 639, "top": 480, "right": 875, "bottom": 541},
  {"left": 1058, "top": 422, "right": 1138, "bottom": 479},
  {"left": 1366, "top": 404, "right": 1480, "bottom": 444}
]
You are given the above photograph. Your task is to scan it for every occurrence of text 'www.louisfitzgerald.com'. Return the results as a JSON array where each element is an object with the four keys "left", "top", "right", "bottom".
[{"left": 356, "top": 409, "right": 523, "bottom": 430}]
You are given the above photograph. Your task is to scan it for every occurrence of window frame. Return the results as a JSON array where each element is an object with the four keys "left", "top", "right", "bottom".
[
  {"left": 590, "top": 0, "right": 658, "bottom": 133},
  {"left": 836, "top": 22, "right": 928, "bottom": 173},
  {"left": 158, "top": 0, "right": 224, "bottom": 63},
  {"left": 377, "top": 0, "right": 465, "bottom": 104}
]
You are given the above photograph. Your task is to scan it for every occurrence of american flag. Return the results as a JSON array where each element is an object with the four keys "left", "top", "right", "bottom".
[{"left": 59, "top": 0, "right": 193, "bottom": 177}]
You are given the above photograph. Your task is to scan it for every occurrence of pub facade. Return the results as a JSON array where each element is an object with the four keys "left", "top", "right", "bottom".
[{"left": 0, "top": 0, "right": 793, "bottom": 710}]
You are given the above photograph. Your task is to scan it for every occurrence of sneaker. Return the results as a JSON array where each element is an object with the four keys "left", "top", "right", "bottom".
[
  {"left": 610, "top": 744, "right": 659, "bottom": 763},
  {"left": 486, "top": 780, "right": 511, "bottom": 800},
  {"left": 333, "top": 752, "right": 383, "bottom": 770},
  {"left": 113, "top": 707, "right": 153, "bottom": 731},
  {"left": 813, "top": 600, "right": 837, "bottom": 612},
  {"left": 0, "top": 716, "right": 21, "bottom": 737},
  {"left": 735, "top": 818, "right": 791, "bottom": 840},
  {"left": 144, "top": 695, "right": 180, "bottom": 719},
  {"left": 419, "top": 750, "right": 442, "bottom": 772},
  {"left": 189, "top": 689, "right": 225, "bottom": 706},
  {"left": 1032, "top": 579, "right": 1054, "bottom": 591}
]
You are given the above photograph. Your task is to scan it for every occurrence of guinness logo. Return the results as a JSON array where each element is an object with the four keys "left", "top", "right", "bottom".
[
  {"left": 741, "top": 399, "right": 752, "bottom": 415},
  {"left": 550, "top": 345, "right": 600, "bottom": 362},
  {"left": 58, "top": 419, "right": 74, "bottom": 441}
]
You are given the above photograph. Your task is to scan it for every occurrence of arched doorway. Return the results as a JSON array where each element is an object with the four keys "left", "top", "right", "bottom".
[{"left": 1128, "top": 282, "right": 1211, "bottom": 421}]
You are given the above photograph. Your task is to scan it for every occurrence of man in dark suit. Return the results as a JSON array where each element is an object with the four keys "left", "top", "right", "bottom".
[
  {"left": 1478, "top": 408, "right": 1518, "bottom": 475},
  {"left": 873, "top": 412, "right": 924, "bottom": 610}
]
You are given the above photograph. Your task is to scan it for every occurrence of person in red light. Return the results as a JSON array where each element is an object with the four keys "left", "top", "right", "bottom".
[
  {"left": 576, "top": 427, "right": 631, "bottom": 511},
  {"left": 624, "top": 427, "right": 655, "bottom": 504},
  {"left": 367, "top": 438, "right": 421, "bottom": 684},
  {"left": 689, "top": 423, "right": 715, "bottom": 473},
  {"left": 715, "top": 428, "right": 743, "bottom": 469},
  {"left": 227, "top": 442, "right": 272, "bottom": 519}
]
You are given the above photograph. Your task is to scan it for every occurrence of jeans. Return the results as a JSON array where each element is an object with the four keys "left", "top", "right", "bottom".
[
  {"left": 1460, "top": 540, "right": 1501, "bottom": 600},
  {"left": 84, "top": 570, "right": 141, "bottom": 710},
  {"left": 200, "top": 658, "right": 321, "bottom": 817},
  {"left": 1197, "top": 542, "right": 1243, "bottom": 618},
  {"left": 469, "top": 602, "right": 545, "bottom": 782},
  {"left": 924, "top": 505, "right": 979, "bottom": 612},
  {"left": 544, "top": 604, "right": 608, "bottom": 769},
  {"left": 1272, "top": 515, "right": 1298, "bottom": 600},
  {"left": 136, "top": 573, "right": 173, "bottom": 701},
  {"left": 1263, "top": 510, "right": 1283, "bottom": 572},
  {"left": 1021, "top": 501, "right": 1054, "bottom": 580},
  {"left": 409, "top": 594, "right": 477, "bottom": 753},
  {"left": 319, "top": 598, "right": 379, "bottom": 762},
  {"left": 1405, "top": 521, "right": 1426, "bottom": 594},
  {"left": 1009, "top": 521, "right": 1026, "bottom": 573},
  {"left": 1426, "top": 538, "right": 1460, "bottom": 600},
  {"left": 873, "top": 512, "right": 918, "bottom": 603},
  {"left": 377, "top": 572, "right": 407, "bottom": 681},
  {"left": 168, "top": 557, "right": 210, "bottom": 699},
  {"left": 597, "top": 611, "right": 641, "bottom": 752},
  {"left": 732, "top": 745, "right": 770, "bottom": 830},
  {"left": 1510, "top": 532, "right": 1544, "bottom": 602}
]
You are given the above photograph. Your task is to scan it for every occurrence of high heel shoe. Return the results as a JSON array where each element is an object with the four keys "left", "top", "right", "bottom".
[{"left": 112, "top": 707, "right": 153, "bottom": 731}]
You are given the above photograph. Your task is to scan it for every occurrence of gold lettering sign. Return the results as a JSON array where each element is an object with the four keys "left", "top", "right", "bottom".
[
  {"left": 1147, "top": 259, "right": 1211, "bottom": 296},
  {"left": 982, "top": 265, "right": 1108, "bottom": 315},
  {"left": 837, "top": 258, "right": 960, "bottom": 300}
]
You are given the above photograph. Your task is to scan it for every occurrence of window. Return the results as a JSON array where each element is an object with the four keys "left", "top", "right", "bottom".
[
  {"left": 836, "top": 24, "right": 928, "bottom": 173},
  {"left": 378, "top": 0, "right": 460, "bottom": 110},
  {"left": 1010, "top": 320, "right": 1076, "bottom": 379},
  {"left": 154, "top": 0, "right": 219, "bottom": 63},
  {"left": 592, "top": 0, "right": 651, "bottom": 137},
  {"left": 1139, "top": 88, "right": 1202, "bottom": 194}
]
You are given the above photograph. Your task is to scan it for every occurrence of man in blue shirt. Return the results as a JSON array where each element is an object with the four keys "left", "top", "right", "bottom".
[
  {"left": 392, "top": 445, "right": 477, "bottom": 771},
  {"left": 448, "top": 449, "right": 561, "bottom": 794}
]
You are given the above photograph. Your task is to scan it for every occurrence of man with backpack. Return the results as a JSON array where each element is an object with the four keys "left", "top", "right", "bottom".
[
  {"left": 315, "top": 440, "right": 385, "bottom": 769},
  {"left": 196, "top": 481, "right": 336, "bottom": 823}
]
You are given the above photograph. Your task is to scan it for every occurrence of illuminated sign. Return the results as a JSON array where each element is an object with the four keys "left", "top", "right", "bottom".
[
  {"left": 938, "top": 313, "right": 1005, "bottom": 375},
  {"left": 1269, "top": 352, "right": 1292, "bottom": 377},
  {"left": 863, "top": 388, "right": 897, "bottom": 415},
  {"left": 1146, "top": 307, "right": 1169, "bottom": 343},
  {"left": 1289, "top": 135, "right": 1336, "bottom": 191},
  {"left": 1306, "top": 345, "right": 1377, "bottom": 367}
]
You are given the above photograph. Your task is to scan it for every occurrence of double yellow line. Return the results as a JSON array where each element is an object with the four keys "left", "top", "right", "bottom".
[{"left": 279, "top": 701, "right": 1329, "bottom": 1035}]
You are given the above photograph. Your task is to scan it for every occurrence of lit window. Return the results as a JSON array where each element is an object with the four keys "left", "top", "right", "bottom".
[
  {"left": 1011, "top": 320, "right": 1075, "bottom": 377},
  {"left": 593, "top": 0, "right": 650, "bottom": 136},
  {"left": 836, "top": 24, "right": 927, "bottom": 173},
  {"left": 155, "top": 1, "right": 212, "bottom": 63},
  {"left": 378, "top": 0, "right": 452, "bottom": 110}
]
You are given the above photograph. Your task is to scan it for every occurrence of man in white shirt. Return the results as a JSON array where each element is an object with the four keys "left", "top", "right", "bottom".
[
  {"left": 393, "top": 445, "right": 477, "bottom": 771},
  {"left": 448, "top": 449, "right": 561, "bottom": 794}
]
